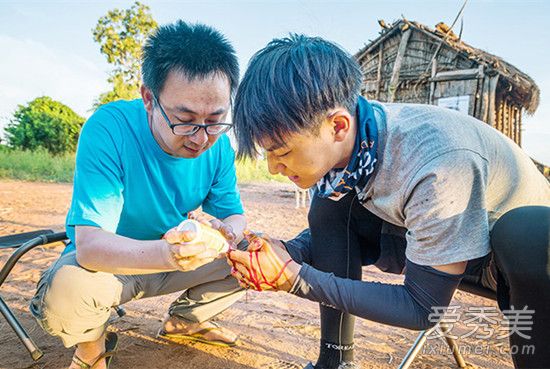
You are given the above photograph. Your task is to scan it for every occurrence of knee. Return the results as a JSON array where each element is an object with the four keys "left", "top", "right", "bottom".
[
  {"left": 308, "top": 198, "right": 334, "bottom": 230},
  {"left": 308, "top": 193, "right": 353, "bottom": 230},
  {"left": 41, "top": 265, "right": 121, "bottom": 325},
  {"left": 285, "top": 229, "right": 312, "bottom": 264}
]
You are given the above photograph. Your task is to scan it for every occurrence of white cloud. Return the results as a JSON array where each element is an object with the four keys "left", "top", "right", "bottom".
[{"left": 0, "top": 34, "right": 110, "bottom": 134}]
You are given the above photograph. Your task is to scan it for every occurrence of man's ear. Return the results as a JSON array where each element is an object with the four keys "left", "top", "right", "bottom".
[
  {"left": 141, "top": 85, "right": 154, "bottom": 113},
  {"left": 330, "top": 110, "right": 352, "bottom": 143}
]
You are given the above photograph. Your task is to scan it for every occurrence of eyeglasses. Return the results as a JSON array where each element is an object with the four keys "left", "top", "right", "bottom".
[{"left": 153, "top": 94, "right": 233, "bottom": 136}]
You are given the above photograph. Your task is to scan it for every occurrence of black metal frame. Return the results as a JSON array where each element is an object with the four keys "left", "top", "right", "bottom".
[
  {"left": 0, "top": 230, "right": 126, "bottom": 363},
  {"left": 0, "top": 230, "right": 67, "bottom": 361}
]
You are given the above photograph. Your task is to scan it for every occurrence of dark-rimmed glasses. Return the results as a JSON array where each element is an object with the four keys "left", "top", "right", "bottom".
[{"left": 153, "top": 94, "right": 233, "bottom": 136}]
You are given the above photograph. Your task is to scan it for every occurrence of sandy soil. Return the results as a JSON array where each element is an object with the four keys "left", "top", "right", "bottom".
[{"left": 0, "top": 180, "right": 514, "bottom": 369}]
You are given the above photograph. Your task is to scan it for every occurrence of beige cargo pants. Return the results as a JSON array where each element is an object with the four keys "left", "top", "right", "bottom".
[{"left": 29, "top": 247, "right": 245, "bottom": 347}]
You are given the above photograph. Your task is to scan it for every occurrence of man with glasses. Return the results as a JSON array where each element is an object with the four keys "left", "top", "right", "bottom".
[{"left": 30, "top": 21, "right": 246, "bottom": 369}]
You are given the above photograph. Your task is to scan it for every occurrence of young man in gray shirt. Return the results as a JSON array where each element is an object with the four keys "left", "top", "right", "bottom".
[{"left": 228, "top": 35, "right": 550, "bottom": 369}]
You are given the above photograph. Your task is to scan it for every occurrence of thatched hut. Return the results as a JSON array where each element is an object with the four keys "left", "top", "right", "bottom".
[{"left": 355, "top": 19, "right": 540, "bottom": 148}]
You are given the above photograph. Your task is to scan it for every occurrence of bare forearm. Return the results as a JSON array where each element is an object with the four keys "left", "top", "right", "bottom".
[{"left": 75, "top": 226, "right": 176, "bottom": 274}]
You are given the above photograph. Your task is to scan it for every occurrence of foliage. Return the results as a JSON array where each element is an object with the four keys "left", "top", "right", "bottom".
[
  {"left": 0, "top": 147, "right": 288, "bottom": 184},
  {"left": 96, "top": 73, "right": 141, "bottom": 105},
  {"left": 0, "top": 148, "right": 75, "bottom": 182},
  {"left": 4, "top": 96, "right": 84, "bottom": 155},
  {"left": 93, "top": 1, "right": 157, "bottom": 107},
  {"left": 235, "top": 159, "right": 289, "bottom": 184}
]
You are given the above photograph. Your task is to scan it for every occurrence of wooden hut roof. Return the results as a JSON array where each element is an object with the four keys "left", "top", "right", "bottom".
[{"left": 355, "top": 20, "right": 540, "bottom": 114}]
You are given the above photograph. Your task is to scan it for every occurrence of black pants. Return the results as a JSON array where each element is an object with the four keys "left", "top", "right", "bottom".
[
  {"left": 307, "top": 191, "right": 550, "bottom": 369},
  {"left": 492, "top": 206, "right": 550, "bottom": 368}
]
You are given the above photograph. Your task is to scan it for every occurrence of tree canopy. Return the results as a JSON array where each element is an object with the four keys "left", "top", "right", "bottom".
[
  {"left": 5, "top": 96, "right": 85, "bottom": 155},
  {"left": 93, "top": 1, "right": 157, "bottom": 107}
]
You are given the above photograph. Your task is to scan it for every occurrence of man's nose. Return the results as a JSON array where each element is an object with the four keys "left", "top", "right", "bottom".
[
  {"left": 188, "top": 128, "right": 209, "bottom": 146},
  {"left": 267, "top": 156, "right": 285, "bottom": 175}
]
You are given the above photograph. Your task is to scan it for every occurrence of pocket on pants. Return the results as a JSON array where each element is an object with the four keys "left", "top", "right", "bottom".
[
  {"left": 29, "top": 252, "right": 75, "bottom": 334},
  {"left": 29, "top": 268, "right": 55, "bottom": 334}
]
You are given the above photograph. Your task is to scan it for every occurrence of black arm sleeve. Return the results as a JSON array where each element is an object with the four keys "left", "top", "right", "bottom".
[
  {"left": 289, "top": 259, "right": 463, "bottom": 330},
  {"left": 282, "top": 228, "right": 312, "bottom": 265}
]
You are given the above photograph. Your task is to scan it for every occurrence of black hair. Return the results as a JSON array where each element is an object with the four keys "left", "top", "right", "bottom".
[
  {"left": 233, "top": 34, "right": 362, "bottom": 158},
  {"left": 142, "top": 21, "right": 239, "bottom": 97}
]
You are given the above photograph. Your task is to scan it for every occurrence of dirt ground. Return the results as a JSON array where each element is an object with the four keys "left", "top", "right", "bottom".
[{"left": 0, "top": 180, "right": 514, "bottom": 369}]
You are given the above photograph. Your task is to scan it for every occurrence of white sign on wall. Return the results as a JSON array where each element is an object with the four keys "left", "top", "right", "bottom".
[{"left": 437, "top": 95, "right": 470, "bottom": 115}]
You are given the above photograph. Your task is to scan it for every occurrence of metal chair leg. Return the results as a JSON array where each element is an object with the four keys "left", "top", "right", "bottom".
[
  {"left": 398, "top": 326, "right": 438, "bottom": 369},
  {"left": 440, "top": 323, "right": 469, "bottom": 368},
  {"left": 108, "top": 305, "right": 127, "bottom": 324},
  {"left": 0, "top": 232, "right": 67, "bottom": 361},
  {"left": 0, "top": 296, "right": 43, "bottom": 361}
]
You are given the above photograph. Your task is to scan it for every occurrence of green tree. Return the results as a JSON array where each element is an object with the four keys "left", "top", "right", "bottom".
[
  {"left": 93, "top": 1, "right": 157, "bottom": 107},
  {"left": 5, "top": 96, "right": 85, "bottom": 155}
]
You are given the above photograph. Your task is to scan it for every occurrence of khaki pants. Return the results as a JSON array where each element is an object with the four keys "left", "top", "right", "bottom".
[{"left": 29, "top": 249, "right": 244, "bottom": 347}]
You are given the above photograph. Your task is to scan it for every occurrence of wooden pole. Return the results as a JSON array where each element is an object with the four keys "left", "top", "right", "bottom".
[
  {"left": 511, "top": 106, "right": 516, "bottom": 142},
  {"left": 473, "top": 65, "right": 484, "bottom": 120},
  {"left": 502, "top": 100, "right": 510, "bottom": 137},
  {"left": 481, "top": 76, "right": 490, "bottom": 123},
  {"left": 429, "top": 59, "right": 437, "bottom": 105},
  {"left": 508, "top": 103, "right": 514, "bottom": 139},
  {"left": 497, "top": 101, "right": 504, "bottom": 133},
  {"left": 376, "top": 43, "right": 384, "bottom": 100},
  {"left": 518, "top": 107, "right": 523, "bottom": 147},
  {"left": 514, "top": 107, "right": 520, "bottom": 144},
  {"left": 388, "top": 29, "right": 412, "bottom": 102},
  {"left": 487, "top": 75, "right": 499, "bottom": 127}
]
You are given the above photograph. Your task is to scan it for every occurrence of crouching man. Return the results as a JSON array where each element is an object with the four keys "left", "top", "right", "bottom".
[
  {"left": 228, "top": 34, "right": 550, "bottom": 369},
  {"left": 30, "top": 21, "right": 247, "bottom": 369}
]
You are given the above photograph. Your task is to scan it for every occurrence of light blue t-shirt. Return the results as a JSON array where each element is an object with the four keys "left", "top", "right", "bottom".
[{"left": 64, "top": 99, "right": 243, "bottom": 253}]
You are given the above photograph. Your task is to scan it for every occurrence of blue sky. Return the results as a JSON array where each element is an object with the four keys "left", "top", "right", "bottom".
[{"left": 1, "top": 0, "right": 549, "bottom": 163}]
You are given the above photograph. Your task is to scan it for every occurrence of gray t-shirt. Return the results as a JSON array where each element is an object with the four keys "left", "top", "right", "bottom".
[{"left": 352, "top": 101, "right": 550, "bottom": 266}]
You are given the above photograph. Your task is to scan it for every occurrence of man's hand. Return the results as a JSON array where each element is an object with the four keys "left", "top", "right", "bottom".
[
  {"left": 189, "top": 211, "right": 237, "bottom": 247},
  {"left": 226, "top": 232, "right": 300, "bottom": 291},
  {"left": 162, "top": 227, "right": 218, "bottom": 271}
]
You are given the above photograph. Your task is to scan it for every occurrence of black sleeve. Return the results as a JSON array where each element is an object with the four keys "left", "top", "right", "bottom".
[
  {"left": 282, "top": 228, "right": 312, "bottom": 265},
  {"left": 289, "top": 258, "right": 463, "bottom": 330}
]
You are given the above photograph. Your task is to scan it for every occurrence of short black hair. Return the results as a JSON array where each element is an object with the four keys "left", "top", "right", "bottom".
[
  {"left": 142, "top": 21, "right": 239, "bottom": 97},
  {"left": 233, "top": 34, "right": 362, "bottom": 158}
]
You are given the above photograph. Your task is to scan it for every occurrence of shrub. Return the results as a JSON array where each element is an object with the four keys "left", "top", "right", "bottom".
[{"left": 5, "top": 96, "right": 84, "bottom": 155}]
